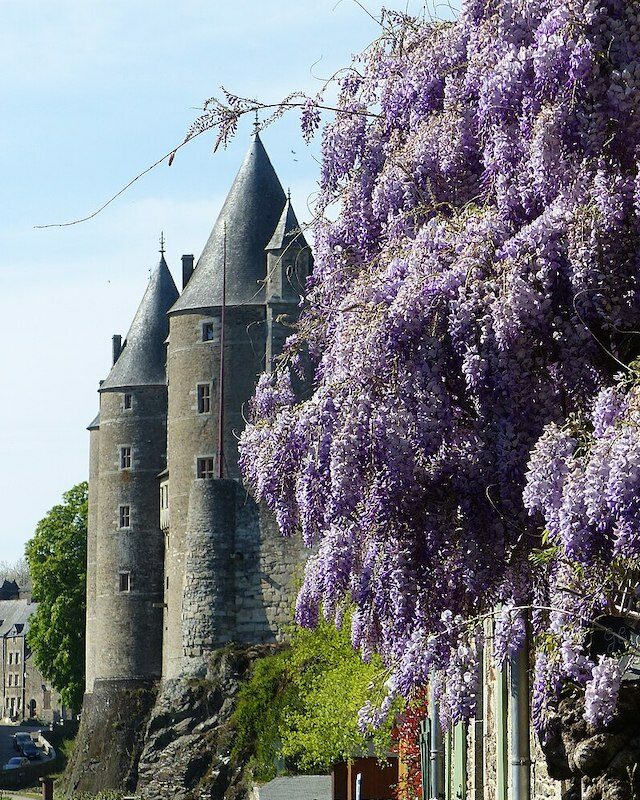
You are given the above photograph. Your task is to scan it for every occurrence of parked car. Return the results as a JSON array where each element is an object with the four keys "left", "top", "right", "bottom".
[
  {"left": 21, "top": 741, "right": 41, "bottom": 760},
  {"left": 4, "top": 756, "right": 29, "bottom": 770},
  {"left": 13, "top": 732, "right": 31, "bottom": 751}
]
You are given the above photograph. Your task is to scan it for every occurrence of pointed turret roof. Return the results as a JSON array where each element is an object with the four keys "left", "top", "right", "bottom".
[
  {"left": 100, "top": 254, "right": 179, "bottom": 391},
  {"left": 170, "top": 133, "right": 287, "bottom": 313},
  {"left": 87, "top": 413, "right": 100, "bottom": 431},
  {"left": 265, "top": 195, "right": 308, "bottom": 252}
]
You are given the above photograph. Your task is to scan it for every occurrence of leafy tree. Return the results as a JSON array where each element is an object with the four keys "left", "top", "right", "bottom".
[
  {"left": 26, "top": 482, "right": 88, "bottom": 710},
  {"left": 233, "top": 613, "right": 398, "bottom": 781}
]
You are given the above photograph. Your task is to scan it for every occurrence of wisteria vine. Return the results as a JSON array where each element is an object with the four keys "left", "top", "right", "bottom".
[{"left": 235, "top": 0, "right": 640, "bottom": 735}]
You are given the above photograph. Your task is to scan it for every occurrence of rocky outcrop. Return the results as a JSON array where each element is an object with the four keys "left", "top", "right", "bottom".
[
  {"left": 136, "top": 644, "right": 279, "bottom": 800},
  {"left": 542, "top": 684, "right": 640, "bottom": 800},
  {"left": 61, "top": 681, "right": 158, "bottom": 796}
]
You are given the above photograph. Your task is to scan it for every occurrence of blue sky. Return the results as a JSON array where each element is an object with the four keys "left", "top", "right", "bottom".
[{"left": 1, "top": 0, "right": 457, "bottom": 563}]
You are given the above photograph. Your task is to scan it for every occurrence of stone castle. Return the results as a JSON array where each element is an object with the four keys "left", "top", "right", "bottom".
[{"left": 84, "top": 131, "right": 311, "bottom": 703}]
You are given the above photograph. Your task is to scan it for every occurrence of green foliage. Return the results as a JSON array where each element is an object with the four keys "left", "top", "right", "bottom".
[
  {"left": 233, "top": 613, "right": 400, "bottom": 782},
  {"left": 26, "top": 482, "right": 88, "bottom": 711}
]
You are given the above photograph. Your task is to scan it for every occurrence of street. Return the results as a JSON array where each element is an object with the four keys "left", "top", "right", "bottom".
[{"left": 0, "top": 725, "right": 35, "bottom": 771}]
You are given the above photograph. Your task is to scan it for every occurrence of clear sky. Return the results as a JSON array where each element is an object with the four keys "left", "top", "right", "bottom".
[{"left": 0, "top": 0, "right": 457, "bottom": 563}]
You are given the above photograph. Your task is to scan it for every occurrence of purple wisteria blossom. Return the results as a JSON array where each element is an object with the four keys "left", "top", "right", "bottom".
[{"left": 237, "top": 0, "right": 640, "bottom": 734}]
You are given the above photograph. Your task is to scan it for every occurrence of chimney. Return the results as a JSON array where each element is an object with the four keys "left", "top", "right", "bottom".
[
  {"left": 182, "top": 254, "right": 195, "bottom": 289},
  {"left": 112, "top": 334, "right": 123, "bottom": 365}
]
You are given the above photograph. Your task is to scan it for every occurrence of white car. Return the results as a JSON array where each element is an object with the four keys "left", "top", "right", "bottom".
[{"left": 4, "top": 755, "right": 29, "bottom": 769}]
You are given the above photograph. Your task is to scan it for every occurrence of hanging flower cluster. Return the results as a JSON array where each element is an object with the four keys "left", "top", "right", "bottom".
[{"left": 238, "top": 0, "right": 640, "bottom": 733}]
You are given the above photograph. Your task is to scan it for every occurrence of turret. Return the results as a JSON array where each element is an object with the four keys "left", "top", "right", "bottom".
[
  {"left": 92, "top": 246, "right": 178, "bottom": 685},
  {"left": 163, "top": 132, "right": 311, "bottom": 678},
  {"left": 264, "top": 191, "right": 312, "bottom": 370}
]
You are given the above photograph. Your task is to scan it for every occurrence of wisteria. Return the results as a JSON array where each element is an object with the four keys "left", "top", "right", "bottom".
[
  {"left": 584, "top": 656, "right": 623, "bottom": 728},
  {"left": 236, "top": 0, "right": 640, "bottom": 733}
]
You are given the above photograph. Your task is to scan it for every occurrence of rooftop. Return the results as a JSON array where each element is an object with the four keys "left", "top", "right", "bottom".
[
  {"left": 257, "top": 776, "right": 331, "bottom": 800},
  {"left": 100, "top": 252, "right": 179, "bottom": 391},
  {"left": 171, "top": 133, "right": 287, "bottom": 313},
  {"left": 0, "top": 599, "right": 35, "bottom": 638}
]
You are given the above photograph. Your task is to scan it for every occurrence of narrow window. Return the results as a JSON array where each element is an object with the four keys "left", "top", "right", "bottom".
[
  {"left": 119, "top": 505, "right": 131, "bottom": 529},
  {"left": 197, "top": 383, "right": 211, "bottom": 414},
  {"left": 8, "top": 675, "right": 12, "bottom": 686},
  {"left": 197, "top": 457, "right": 215, "bottom": 479},
  {"left": 119, "top": 572, "right": 131, "bottom": 592},
  {"left": 166, "top": 576, "right": 169, "bottom": 590},
  {"left": 123, "top": 393, "right": 133, "bottom": 410},
  {"left": 120, "top": 446, "right": 132, "bottom": 470},
  {"left": 8, "top": 653, "right": 12, "bottom": 665},
  {"left": 202, "top": 321, "right": 214, "bottom": 342}
]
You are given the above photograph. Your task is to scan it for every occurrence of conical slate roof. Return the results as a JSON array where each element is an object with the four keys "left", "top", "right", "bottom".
[
  {"left": 87, "top": 413, "right": 100, "bottom": 431},
  {"left": 100, "top": 254, "right": 179, "bottom": 391},
  {"left": 265, "top": 196, "right": 308, "bottom": 252},
  {"left": 171, "top": 133, "right": 287, "bottom": 313}
]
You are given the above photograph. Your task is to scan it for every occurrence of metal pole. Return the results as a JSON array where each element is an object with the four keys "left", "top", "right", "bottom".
[
  {"left": 510, "top": 621, "right": 531, "bottom": 800},
  {"left": 217, "top": 224, "right": 227, "bottom": 479},
  {"left": 429, "top": 687, "right": 445, "bottom": 799}
]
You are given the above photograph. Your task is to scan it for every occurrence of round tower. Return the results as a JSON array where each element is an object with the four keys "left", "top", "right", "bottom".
[
  {"left": 93, "top": 250, "right": 178, "bottom": 684},
  {"left": 85, "top": 412, "right": 100, "bottom": 695},
  {"left": 163, "top": 132, "right": 287, "bottom": 678}
]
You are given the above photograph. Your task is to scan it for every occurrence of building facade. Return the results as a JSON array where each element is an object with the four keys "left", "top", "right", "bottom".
[
  {"left": 0, "top": 585, "right": 66, "bottom": 723},
  {"left": 85, "top": 132, "right": 311, "bottom": 696}
]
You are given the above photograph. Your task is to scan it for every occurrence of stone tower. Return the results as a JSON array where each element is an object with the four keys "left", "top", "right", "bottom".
[
  {"left": 90, "top": 250, "right": 178, "bottom": 690},
  {"left": 85, "top": 411, "right": 100, "bottom": 694},
  {"left": 162, "top": 132, "right": 311, "bottom": 679}
]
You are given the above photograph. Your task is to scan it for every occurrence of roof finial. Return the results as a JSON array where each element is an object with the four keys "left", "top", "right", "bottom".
[
  {"left": 159, "top": 231, "right": 165, "bottom": 256},
  {"left": 287, "top": 187, "right": 291, "bottom": 201},
  {"left": 253, "top": 110, "right": 259, "bottom": 134}
]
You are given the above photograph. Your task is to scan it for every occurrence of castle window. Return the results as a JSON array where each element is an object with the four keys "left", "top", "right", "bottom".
[
  {"left": 197, "top": 383, "right": 211, "bottom": 414},
  {"left": 120, "top": 446, "right": 132, "bottom": 470},
  {"left": 197, "top": 457, "right": 215, "bottom": 479},
  {"left": 119, "top": 505, "right": 131, "bottom": 529},
  {"left": 123, "top": 393, "right": 133, "bottom": 410},
  {"left": 201, "top": 321, "right": 215, "bottom": 341},
  {"left": 119, "top": 572, "right": 131, "bottom": 592},
  {"left": 8, "top": 674, "right": 12, "bottom": 686},
  {"left": 8, "top": 653, "right": 12, "bottom": 665}
]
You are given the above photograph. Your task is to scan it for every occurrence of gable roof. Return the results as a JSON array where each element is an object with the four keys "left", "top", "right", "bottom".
[
  {"left": 0, "top": 600, "right": 35, "bottom": 638},
  {"left": 170, "top": 133, "right": 287, "bottom": 313},
  {"left": 100, "top": 254, "right": 179, "bottom": 391}
]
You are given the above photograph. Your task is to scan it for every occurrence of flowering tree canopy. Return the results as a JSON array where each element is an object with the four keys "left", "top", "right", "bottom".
[{"left": 236, "top": 0, "right": 640, "bottom": 735}]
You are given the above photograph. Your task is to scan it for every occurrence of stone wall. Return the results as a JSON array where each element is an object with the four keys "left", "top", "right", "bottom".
[
  {"left": 182, "top": 479, "right": 237, "bottom": 662},
  {"left": 181, "top": 478, "right": 309, "bottom": 670}
]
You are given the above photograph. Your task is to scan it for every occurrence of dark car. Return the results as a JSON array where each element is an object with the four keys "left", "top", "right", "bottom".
[
  {"left": 4, "top": 756, "right": 29, "bottom": 770},
  {"left": 13, "top": 732, "right": 31, "bottom": 752},
  {"left": 21, "top": 741, "right": 40, "bottom": 760}
]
